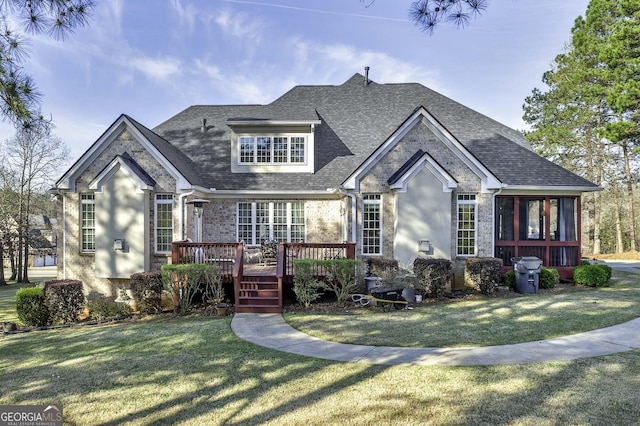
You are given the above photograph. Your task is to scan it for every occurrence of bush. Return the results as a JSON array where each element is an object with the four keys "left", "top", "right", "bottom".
[
  {"left": 293, "top": 259, "right": 325, "bottom": 308},
  {"left": 317, "top": 259, "right": 363, "bottom": 307},
  {"left": 202, "top": 265, "right": 224, "bottom": 306},
  {"left": 413, "top": 258, "right": 452, "bottom": 299},
  {"left": 504, "top": 269, "right": 515, "bottom": 290},
  {"left": 464, "top": 257, "right": 503, "bottom": 295},
  {"left": 366, "top": 257, "right": 398, "bottom": 278},
  {"left": 162, "top": 264, "right": 215, "bottom": 314},
  {"left": 86, "top": 297, "right": 132, "bottom": 320},
  {"left": 573, "top": 264, "right": 611, "bottom": 287},
  {"left": 15, "top": 287, "right": 50, "bottom": 327},
  {"left": 539, "top": 268, "right": 560, "bottom": 289},
  {"left": 43, "top": 280, "right": 85, "bottom": 324},
  {"left": 130, "top": 272, "right": 163, "bottom": 313}
]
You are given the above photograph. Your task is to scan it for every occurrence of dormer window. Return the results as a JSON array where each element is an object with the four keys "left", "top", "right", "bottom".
[
  {"left": 239, "top": 136, "right": 306, "bottom": 165},
  {"left": 229, "top": 119, "right": 319, "bottom": 174}
]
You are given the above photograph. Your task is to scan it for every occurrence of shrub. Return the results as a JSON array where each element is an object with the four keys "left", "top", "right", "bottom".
[
  {"left": 413, "top": 258, "right": 452, "bottom": 299},
  {"left": 15, "top": 287, "right": 50, "bottom": 327},
  {"left": 86, "top": 297, "right": 132, "bottom": 320},
  {"left": 317, "top": 259, "right": 363, "bottom": 307},
  {"left": 43, "top": 280, "right": 85, "bottom": 324},
  {"left": 504, "top": 269, "right": 515, "bottom": 290},
  {"left": 130, "top": 272, "right": 163, "bottom": 313},
  {"left": 573, "top": 264, "right": 610, "bottom": 287},
  {"left": 464, "top": 257, "right": 503, "bottom": 296},
  {"left": 293, "top": 259, "right": 325, "bottom": 308},
  {"left": 581, "top": 259, "right": 591, "bottom": 266},
  {"left": 366, "top": 257, "right": 398, "bottom": 278},
  {"left": 539, "top": 268, "right": 560, "bottom": 289},
  {"left": 162, "top": 264, "right": 214, "bottom": 314},
  {"left": 202, "top": 265, "right": 224, "bottom": 306}
]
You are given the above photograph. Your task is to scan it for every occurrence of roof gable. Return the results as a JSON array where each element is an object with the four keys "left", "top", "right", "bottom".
[
  {"left": 56, "top": 115, "right": 197, "bottom": 192},
  {"left": 89, "top": 152, "right": 156, "bottom": 193},
  {"left": 388, "top": 149, "right": 458, "bottom": 193}
]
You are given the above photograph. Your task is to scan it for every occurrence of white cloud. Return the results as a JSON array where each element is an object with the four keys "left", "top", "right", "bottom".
[
  {"left": 170, "top": 0, "right": 197, "bottom": 31},
  {"left": 130, "top": 56, "right": 182, "bottom": 81},
  {"left": 210, "top": 8, "right": 263, "bottom": 42}
]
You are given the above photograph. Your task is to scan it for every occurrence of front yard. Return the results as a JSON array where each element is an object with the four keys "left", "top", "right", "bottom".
[
  {"left": 1, "top": 269, "right": 640, "bottom": 424},
  {"left": 285, "top": 271, "right": 640, "bottom": 347}
]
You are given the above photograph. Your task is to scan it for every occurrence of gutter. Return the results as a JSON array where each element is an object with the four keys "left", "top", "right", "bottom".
[{"left": 178, "top": 190, "right": 195, "bottom": 240}]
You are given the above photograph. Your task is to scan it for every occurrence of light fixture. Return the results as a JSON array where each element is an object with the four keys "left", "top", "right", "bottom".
[{"left": 186, "top": 198, "right": 210, "bottom": 218}]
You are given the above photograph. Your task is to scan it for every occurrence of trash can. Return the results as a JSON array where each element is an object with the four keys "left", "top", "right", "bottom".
[
  {"left": 365, "top": 276, "right": 384, "bottom": 294},
  {"left": 511, "top": 257, "right": 543, "bottom": 294}
]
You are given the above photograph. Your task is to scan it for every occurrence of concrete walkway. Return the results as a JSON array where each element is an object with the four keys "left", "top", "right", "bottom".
[
  {"left": 232, "top": 260, "right": 640, "bottom": 366},
  {"left": 231, "top": 313, "right": 640, "bottom": 366}
]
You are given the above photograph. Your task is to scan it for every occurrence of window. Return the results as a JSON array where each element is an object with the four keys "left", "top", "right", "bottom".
[
  {"left": 362, "top": 194, "right": 382, "bottom": 255},
  {"left": 80, "top": 194, "right": 95, "bottom": 252},
  {"left": 550, "top": 198, "right": 577, "bottom": 241},
  {"left": 155, "top": 194, "right": 174, "bottom": 253},
  {"left": 457, "top": 194, "right": 476, "bottom": 256},
  {"left": 237, "top": 202, "right": 305, "bottom": 245},
  {"left": 238, "top": 136, "right": 306, "bottom": 164},
  {"left": 519, "top": 198, "right": 545, "bottom": 240},
  {"left": 495, "top": 197, "right": 514, "bottom": 241}
]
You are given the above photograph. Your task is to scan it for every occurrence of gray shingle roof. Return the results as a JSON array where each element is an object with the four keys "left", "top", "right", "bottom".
[{"left": 150, "top": 73, "right": 598, "bottom": 191}]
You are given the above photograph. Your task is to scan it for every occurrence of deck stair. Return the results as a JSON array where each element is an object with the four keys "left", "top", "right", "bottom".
[{"left": 235, "top": 275, "right": 282, "bottom": 313}]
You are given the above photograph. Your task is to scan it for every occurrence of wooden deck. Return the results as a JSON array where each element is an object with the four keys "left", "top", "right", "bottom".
[{"left": 171, "top": 242, "right": 356, "bottom": 313}]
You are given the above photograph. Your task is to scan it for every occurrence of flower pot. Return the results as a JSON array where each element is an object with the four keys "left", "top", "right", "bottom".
[{"left": 215, "top": 304, "right": 228, "bottom": 316}]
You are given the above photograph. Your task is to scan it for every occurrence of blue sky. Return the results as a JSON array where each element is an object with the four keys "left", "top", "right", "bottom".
[{"left": 0, "top": 0, "right": 591, "bottom": 166}]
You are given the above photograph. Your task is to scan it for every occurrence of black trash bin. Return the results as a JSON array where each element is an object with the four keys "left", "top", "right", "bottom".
[{"left": 511, "top": 257, "right": 543, "bottom": 294}]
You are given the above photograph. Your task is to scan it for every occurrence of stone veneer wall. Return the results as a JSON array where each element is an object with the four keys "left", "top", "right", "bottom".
[{"left": 59, "top": 129, "right": 177, "bottom": 296}]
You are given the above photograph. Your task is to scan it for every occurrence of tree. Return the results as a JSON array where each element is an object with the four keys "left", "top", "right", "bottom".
[
  {"left": 361, "top": 0, "right": 489, "bottom": 34},
  {"left": 0, "top": 1, "right": 94, "bottom": 127},
  {"left": 1, "top": 118, "right": 69, "bottom": 283},
  {"left": 524, "top": 0, "right": 640, "bottom": 254}
]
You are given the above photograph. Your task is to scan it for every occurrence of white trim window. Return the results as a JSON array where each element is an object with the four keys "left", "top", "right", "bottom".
[
  {"left": 237, "top": 202, "right": 305, "bottom": 245},
  {"left": 362, "top": 194, "right": 382, "bottom": 255},
  {"left": 80, "top": 194, "right": 95, "bottom": 253},
  {"left": 457, "top": 194, "right": 477, "bottom": 256},
  {"left": 155, "top": 194, "right": 174, "bottom": 253},
  {"left": 238, "top": 136, "right": 306, "bottom": 165}
]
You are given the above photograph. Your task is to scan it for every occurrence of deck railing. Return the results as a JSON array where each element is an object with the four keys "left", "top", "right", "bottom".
[{"left": 171, "top": 241, "right": 242, "bottom": 279}]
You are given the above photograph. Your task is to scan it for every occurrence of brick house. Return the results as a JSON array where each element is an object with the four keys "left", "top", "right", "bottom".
[{"left": 53, "top": 71, "right": 599, "bottom": 299}]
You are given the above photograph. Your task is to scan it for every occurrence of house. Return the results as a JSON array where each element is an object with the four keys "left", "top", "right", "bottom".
[{"left": 53, "top": 70, "right": 599, "bottom": 301}]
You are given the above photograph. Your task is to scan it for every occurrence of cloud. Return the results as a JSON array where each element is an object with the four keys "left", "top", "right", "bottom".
[
  {"left": 170, "top": 0, "right": 197, "bottom": 31},
  {"left": 210, "top": 8, "right": 263, "bottom": 42},
  {"left": 130, "top": 56, "right": 182, "bottom": 81}
]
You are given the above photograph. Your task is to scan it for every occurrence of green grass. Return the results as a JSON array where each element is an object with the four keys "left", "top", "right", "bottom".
[
  {"left": 1, "top": 314, "right": 640, "bottom": 425},
  {"left": 1, "top": 267, "right": 56, "bottom": 323},
  {"left": 1, "top": 269, "right": 640, "bottom": 424},
  {"left": 285, "top": 271, "right": 640, "bottom": 347}
]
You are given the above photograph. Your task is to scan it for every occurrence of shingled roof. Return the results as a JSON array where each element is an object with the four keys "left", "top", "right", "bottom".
[{"left": 151, "top": 73, "right": 598, "bottom": 191}]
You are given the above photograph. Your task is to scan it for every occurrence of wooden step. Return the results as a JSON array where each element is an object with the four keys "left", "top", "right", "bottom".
[{"left": 236, "top": 275, "right": 282, "bottom": 313}]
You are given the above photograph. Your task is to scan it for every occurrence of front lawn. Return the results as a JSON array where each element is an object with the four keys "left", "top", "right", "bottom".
[
  {"left": 1, "top": 314, "right": 640, "bottom": 425},
  {"left": 285, "top": 271, "right": 640, "bottom": 347}
]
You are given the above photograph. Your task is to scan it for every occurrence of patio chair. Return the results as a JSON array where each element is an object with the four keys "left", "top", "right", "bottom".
[{"left": 260, "top": 239, "right": 278, "bottom": 266}]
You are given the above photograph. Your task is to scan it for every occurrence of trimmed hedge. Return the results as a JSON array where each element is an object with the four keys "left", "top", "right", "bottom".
[
  {"left": 15, "top": 287, "right": 50, "bottom": 327},
  {"left": 413, "top": 258, "right": 452, "bottom": 299},
  {"left": 539, "top": 268, "right": 560, "bottom": 289},
  {"left": 87, "top": 297, "right": 132, "bottom": 320},
  {"left": 130, "top": 272, "right": 163, "bottom": 313},
  {"left": 43, "top": 279, "right": 85, "bottom": 324},
  {"left": 465, "top": 257, "right": 503, "bottom": 295},
  {"left": 573, "top": 264, "right": 611, "bottom": 287},
  {"left": 366, "top": 257, "right": 398, "bottom": 278}
]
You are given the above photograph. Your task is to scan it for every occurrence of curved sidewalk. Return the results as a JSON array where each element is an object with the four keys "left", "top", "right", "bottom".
[{"left": 231, "top": 313, "right": 640, "bottom": 366}]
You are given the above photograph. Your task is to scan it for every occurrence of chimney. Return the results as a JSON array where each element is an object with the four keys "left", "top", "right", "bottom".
[
  {"left": 364, "top": 66, "right": 370, "bottom": 86},
  {"left": 200, "top": 118, "right": 207, "bottom": 133}
]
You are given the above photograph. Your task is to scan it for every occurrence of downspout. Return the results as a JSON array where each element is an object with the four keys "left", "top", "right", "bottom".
[
  {"left": 62, "top": 194, "right": 66, "bottom": 279},
  {"left": 338, "top": 186, "right": 357, "bottom": 244},
  {"left": 178, "top": 190, "right": 195, "bottom": 240},
  {"left": 491, "top": 184, "right": 506, "bottom": 258}
]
